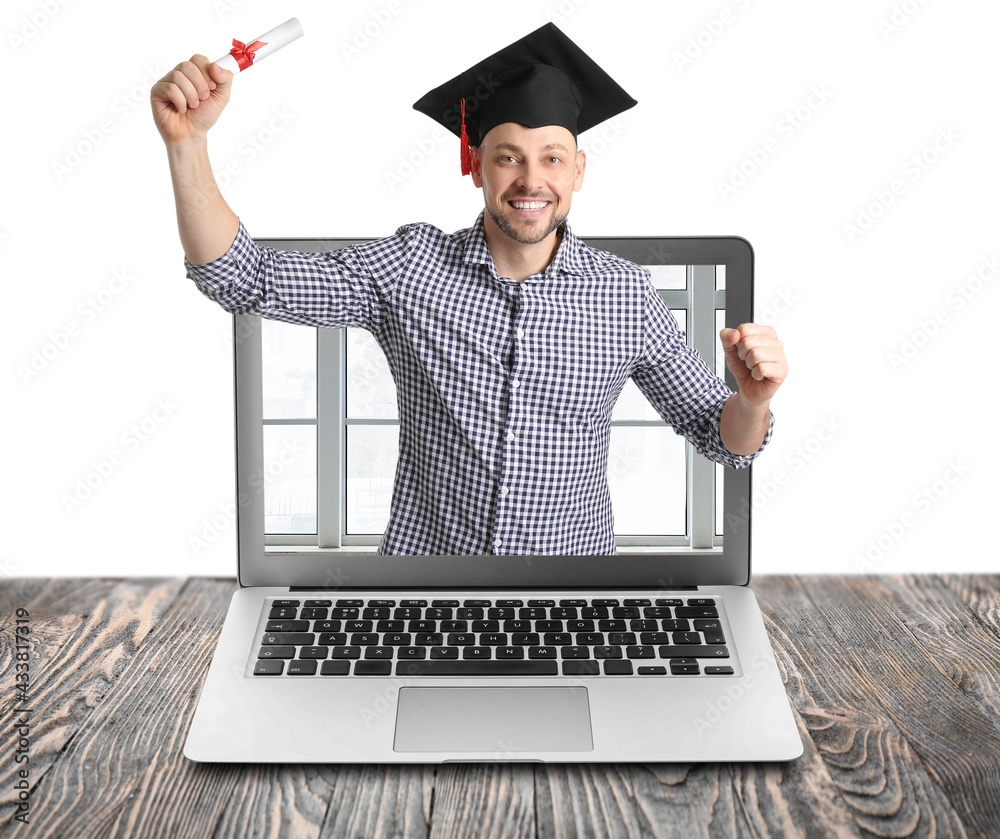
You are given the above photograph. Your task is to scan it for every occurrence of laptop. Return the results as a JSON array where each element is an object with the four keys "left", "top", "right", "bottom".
[{"left": 183, "top": 233, "right": 803, "bottom": 763}]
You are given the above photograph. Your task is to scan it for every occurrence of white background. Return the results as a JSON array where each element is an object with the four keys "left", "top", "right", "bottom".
[{"left": 3, "top": 0, "right": 997, "bottom": 578}]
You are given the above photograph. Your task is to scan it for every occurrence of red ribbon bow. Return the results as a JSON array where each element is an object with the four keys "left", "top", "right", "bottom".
[{"left": 229, "top": 38, "right": 267, "bottom": 71}]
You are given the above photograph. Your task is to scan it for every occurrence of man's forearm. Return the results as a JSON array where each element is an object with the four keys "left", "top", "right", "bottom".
[
  {"left": 719, "top": 392, "right": 771, "bottom": 456},
  {"left": 166, "top": 138, "right": 240, "bottom": 265}
]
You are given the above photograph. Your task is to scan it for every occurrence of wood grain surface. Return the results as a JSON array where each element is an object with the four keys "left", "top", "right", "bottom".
[{"left": 1, "top": 575, "right": 998, "bottom": 839}]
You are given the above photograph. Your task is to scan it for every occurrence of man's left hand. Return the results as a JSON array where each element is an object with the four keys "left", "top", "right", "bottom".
[{"left": 719, "top": 324, "right": 787, "bottom": 406}]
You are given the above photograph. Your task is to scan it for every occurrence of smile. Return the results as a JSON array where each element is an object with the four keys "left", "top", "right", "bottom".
[{"left": 509, "top": 200, "right": 549, "bottom": 210}]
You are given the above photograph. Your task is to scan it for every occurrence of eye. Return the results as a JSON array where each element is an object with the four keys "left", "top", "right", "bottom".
[
  {"left": 499, "top": 155, "right": 518, "bottom": 164},
  {"left": 546, "top": 156, "right": 561, "bottom": 164}
]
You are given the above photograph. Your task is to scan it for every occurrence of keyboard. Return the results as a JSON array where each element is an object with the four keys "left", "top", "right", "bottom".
[{"left": 251, "top": 596, "right": 735, "bottom": 678}]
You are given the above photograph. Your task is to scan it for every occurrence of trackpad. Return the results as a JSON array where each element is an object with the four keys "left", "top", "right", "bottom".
[{"left": 393, "top": 687, "right": 593, "bottom": 753}]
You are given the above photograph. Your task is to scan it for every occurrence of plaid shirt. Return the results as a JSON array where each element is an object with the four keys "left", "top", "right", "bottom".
[{"left": 186, "top": 213, "right": 771, "bottom": 556}]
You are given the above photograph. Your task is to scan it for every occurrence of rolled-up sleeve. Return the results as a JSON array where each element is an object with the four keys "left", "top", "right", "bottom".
[
  {"left": 184, "top": 220, "right": 408, "bottom": 332},
  {"left": 630, "top": 284, "right": 772, "bottom": 470}
]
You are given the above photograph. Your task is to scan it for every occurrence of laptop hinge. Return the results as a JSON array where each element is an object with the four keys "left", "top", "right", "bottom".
[{"left": 288, "top": 585, "right": 701, "bottom": 592}]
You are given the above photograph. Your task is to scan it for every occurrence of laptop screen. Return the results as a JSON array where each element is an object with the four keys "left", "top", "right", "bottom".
[{"left": 233, "top": 236, "right": 754, "bottom": 589}]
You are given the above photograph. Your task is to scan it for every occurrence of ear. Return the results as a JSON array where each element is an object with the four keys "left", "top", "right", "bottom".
[
  {"left": 470, "top": 145, "right": 483, "bottom": 186},
  {"left": 573, "top": 148, "right": 586, "bottom": 192}
]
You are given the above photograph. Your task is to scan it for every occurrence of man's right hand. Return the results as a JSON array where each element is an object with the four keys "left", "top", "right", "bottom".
[{"left": 151, "top": 56, "right": 233, "bottom": 145}]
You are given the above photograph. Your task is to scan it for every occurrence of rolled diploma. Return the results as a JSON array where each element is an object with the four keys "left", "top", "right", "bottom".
[{"left": 213, "top": 17, "right": 303, "bottom": 73}]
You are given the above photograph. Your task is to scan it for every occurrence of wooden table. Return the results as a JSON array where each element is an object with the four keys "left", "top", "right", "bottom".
[{"left": 2, "top": 575, "right": 999, "bottom": 838}]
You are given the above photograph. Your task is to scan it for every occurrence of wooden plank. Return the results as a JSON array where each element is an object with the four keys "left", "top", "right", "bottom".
[
  {"left": 936, "top": 575, "right": 1000, "bottom": 722},
  {"left": 534, "top": 763, "right": 643, "bottom": 839},
  {"left": 428, "top": 763, "right": 535, "bottom": 839},
  {"left": 316, "top": 764, "right": 433, "bottom": 839},
  {"left": 5, "top": 577, "right": 236, "bottom": 838},
  {"left": 0, "top": 577, "right": 187, "bottom": 818},
  {"left": 753, "top": 575, "right": 973, "bottom": 839},
  {"left": 798, "top": 574, "right": 1000, "bottom": 837}
]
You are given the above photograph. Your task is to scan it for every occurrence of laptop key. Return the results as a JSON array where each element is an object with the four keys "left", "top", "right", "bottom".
[
  {"left": 287, "top": 660, "right": 318, "bottom": 676},
  {"left": 320, "top": 660, "right": 351, "bottom": 675},
  {"left": 415, "top": 632, "right": 444, "bottom": 645},
  {"left": 318, "top": 632, "right": 348, "bottom": 645},
  {"left": 376, "top": 620, "right": 405, "bottom": 632},
  {"left": 603, "top": 660, "right": 634, "bottom": 675},
  {"left": 594, "top": 646, "right": 623, "bottom": 659},
  {"left": 669, "top": 659, "right": 700, "bottom": 675},
  {"left": 658, "top": 645, "right": 729, "bottom": 659},
  {"left": 672, "top": 631, "right": 702, "bottom": 645},
  {"left": 364, "top": 646, "right": 394, "bottom": 659},
  {"left": 562, "top": 661, "right": 601, "bottom": 676},
  {"left": 637, "top": 665, "right": 667, "bottom": 675},
  {"left": 383, "top": 633, "right": 412, "bottom": 646},
  {"left": 576, "top": 633, "right": 605, "bottom": 645},
  {"left": 355, "top": 661, "right": 392, "bottom": 676},
  {"left": 265, "top": 620, "right": 309, "bottom": 632},
  {"left": 463, "top": 646, "right": 491, "bottom": 659},
  {"left": 480, "top": 633, "right": 508, "bottom": 646},
  {"left": 257, "top": 646, "right": 294, "bottom": 659},
  {"left": 398, "top": 660, "right": 559, "bottom": 676},
  {"left": 496, "top": 646, "right": 525, "bottom": 659},
  {"left": 528, "top": 646, "right": 557, "bottom": 659},
  {"left": 705, "top": 666, "right": 735, "bottom": 675},
  {"left": 262, "top": 632, "right": 314, "bottom": 646},
  {"left": 543, "top": 633, "right": 572, "bottom": 645},
  {"left": 626, "top": 646, "right": 655, "bottom": 659},
  {"left": 398, "top": 646, "right": 427, "bottom": 660},
  {"left": 675, "top": 606, "right": 719, "bottom": 618},
  {"left": 609, "top": 632, "right": 637, "bottom": 645},
  {"left": 330, "top": 646, "right": 362, "bottom": 659},
  {"left": 299, "top": 646, "right": 329, "bottom": 659},
  {"left": 253, "top": 660, "right": 284, "bottom": 675},
  {"left": 430, "top": 646, "right": 459, "bottom": 659},
  {"left": 560, "top": 646, "right": 590, "bottom": 659},
  {"left": 350, "top": 633, "right": 380, "bottom": 646}
]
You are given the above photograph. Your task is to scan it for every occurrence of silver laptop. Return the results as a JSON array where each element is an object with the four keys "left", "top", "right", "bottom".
[{"left": 183, "top": 234, "right": 803, "bottom": 763}]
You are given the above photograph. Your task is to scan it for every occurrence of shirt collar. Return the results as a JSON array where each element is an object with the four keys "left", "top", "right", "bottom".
[{"left": 461, "top": 211, "right": 592, "bottom": 281}]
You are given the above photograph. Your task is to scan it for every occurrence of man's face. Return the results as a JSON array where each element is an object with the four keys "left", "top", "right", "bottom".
[{"left": 471, "top": 123, "right": 586, "bottom": 246}]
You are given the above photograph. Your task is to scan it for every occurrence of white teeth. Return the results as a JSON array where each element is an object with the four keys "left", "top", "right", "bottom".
[{"left": 511, "top": 201, "right": 547, "bottom": 210}]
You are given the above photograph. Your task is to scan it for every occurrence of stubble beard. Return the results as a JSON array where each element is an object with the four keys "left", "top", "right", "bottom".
[{"left": 486, "top": 199, "right": 568, "bottom": 246}]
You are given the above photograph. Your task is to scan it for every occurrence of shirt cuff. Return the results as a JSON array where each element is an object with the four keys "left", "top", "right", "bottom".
[
  {"left": 184, "top": 221, "right": 261, "bottom": 310},
  {"left": 704, "top": 397, "right": 774, "bottom": 470}
]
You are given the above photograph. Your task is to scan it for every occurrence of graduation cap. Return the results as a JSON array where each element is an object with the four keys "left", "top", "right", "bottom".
[{"left": 413, "top": 23, "right": 637, "bottom": 175}]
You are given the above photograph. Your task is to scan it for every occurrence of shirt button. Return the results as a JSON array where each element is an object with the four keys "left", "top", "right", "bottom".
[
  {"left": 511, "top": 379, "right": 520, "bottom": 389},
  {"left": 500, "top": 486, "right": 510, "bottom": 496},
  {"left": 493, "top": 538, "right": 502, "bottom": 548},
  {"left": 506, "top": 431, "right": 515, "bottom": 441},
  {"left": 516, "top": 328, "right": 525, "bottom": 339}
]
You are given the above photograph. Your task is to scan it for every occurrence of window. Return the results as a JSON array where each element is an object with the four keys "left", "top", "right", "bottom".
[{"left": 261, "top": 263, "right": 727, "bottom": 551}]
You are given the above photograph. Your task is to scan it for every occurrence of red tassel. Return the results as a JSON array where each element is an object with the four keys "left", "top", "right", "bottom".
[{"left": 459, "top": 97, "right": 472, "bottom": 176}]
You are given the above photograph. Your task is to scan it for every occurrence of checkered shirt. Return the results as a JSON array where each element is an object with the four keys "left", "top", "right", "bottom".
[{"left": 185, "top": 213, "right": 771, "bottom": 555}]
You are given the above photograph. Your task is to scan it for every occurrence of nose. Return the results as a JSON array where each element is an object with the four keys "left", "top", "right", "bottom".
[{"left": 514, "top": 160, "right": 545, "bottom": 192}]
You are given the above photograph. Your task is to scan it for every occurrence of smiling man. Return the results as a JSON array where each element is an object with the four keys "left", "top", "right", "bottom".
[{"left": 155, "top": 23, "right": 787, "bottom": 556}]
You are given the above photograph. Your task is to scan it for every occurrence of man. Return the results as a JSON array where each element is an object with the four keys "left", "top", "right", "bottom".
[{"left": 151, "top": 24, "right": 787, "bottom": 556}]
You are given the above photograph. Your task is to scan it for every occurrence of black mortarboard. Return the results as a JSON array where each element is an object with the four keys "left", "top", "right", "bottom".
[{"left": 413, "top": 23, "right": 638, "bottom": 175}]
